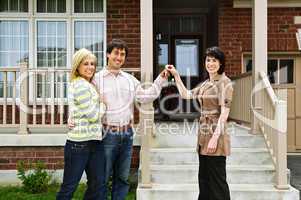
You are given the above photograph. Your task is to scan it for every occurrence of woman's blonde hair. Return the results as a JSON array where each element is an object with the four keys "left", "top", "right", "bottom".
[{"left": 70, "top": 48, "right": 97, "bottom": 82}]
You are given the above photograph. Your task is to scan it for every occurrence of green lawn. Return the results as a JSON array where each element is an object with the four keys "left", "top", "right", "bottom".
[{"left": 0, "top": 184, "right": 136, "bottom": 200}]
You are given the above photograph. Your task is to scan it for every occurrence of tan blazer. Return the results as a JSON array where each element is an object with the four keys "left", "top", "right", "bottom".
[{"left": 193, "top": 73, "right": 233, "bottom": 156}]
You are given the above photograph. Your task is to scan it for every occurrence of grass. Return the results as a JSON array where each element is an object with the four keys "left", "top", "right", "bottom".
[{"left": 0, "top": 183, "right": 136, "bottom": 200}]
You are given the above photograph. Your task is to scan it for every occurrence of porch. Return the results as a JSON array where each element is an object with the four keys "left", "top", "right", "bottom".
[{"left": 0, "top": 0, "right": 299, "bottom": 199}]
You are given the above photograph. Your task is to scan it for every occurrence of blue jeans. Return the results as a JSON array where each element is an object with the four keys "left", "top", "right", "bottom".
[
  {"left": 56, "top": 140, "right": 106, "bottom": 200},
  {"left": 102, "top": 128, "right": 133, "bottom": 200}
]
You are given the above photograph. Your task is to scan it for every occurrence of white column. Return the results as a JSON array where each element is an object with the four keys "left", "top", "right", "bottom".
[
  {"left": 252, "top": 0, "right": 267, "bottom": 132},
  {"left": 139, "top": 0, "right": 153, "bottom": 188}
]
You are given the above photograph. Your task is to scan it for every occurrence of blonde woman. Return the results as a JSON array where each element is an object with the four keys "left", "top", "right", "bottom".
[{"left": 57, "top": 48, "right": 106, "bottom": 200}]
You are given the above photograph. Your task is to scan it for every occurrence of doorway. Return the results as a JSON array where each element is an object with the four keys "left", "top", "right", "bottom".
[{"left": 153, "top": 0, "right": 218, "bottom": 121}]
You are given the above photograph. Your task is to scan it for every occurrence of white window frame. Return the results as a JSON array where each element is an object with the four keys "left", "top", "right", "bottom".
[
  {"left": 242, "top": 52, "right": 297, "bottom": 85},
  {"left": 0, "top": 0, "right": 107, "bottom": 103}
]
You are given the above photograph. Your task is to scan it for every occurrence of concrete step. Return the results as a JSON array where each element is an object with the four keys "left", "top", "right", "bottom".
[
  {"left": 149, "top": 165, "right": 275, "bottom": 184},
  {"left": 137, "top": 184, "right": 299, "bottom": 200},
  {"left": 150, "top": 147, "right": 273, "bottom": 165},
  {"left": 152, "top": 131, "right": 266, "bottom": 148}
]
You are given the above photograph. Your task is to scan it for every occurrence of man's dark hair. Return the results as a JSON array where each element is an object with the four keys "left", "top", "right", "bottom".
[
  {"left": 204, "top": 46, "right": 226, "bottom": 74},
  {"left": 106, "top": 39, "right": 129, "bottom": 57}
]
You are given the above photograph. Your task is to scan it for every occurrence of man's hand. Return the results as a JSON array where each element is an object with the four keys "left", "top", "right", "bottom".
[
  {"left": 165, "top": 65, "right": 179, "bottom": 77},
  {"left": 99, "top": 93, "right": 107, "bottom": 106},
  {"left": 67, "top": 115, "right": 75, "bottom": 129},
  {"left": 160, "top": 69, "right": 170, "bottom": 80}
]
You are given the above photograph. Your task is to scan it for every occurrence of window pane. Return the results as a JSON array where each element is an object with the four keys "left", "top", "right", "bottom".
[
  {"left": 175, "top": 39, "right": 199, "bottom": 76},
  {"left": 267, "top": 59, "right": 278, "bottom": 84},
  {"left": 19, "top": 0, "right": 28, "bottom": 12},
  {"left": 0, "top": 21, "right": 28, "bottom": 67},
  {"left": 94, "top": 0, "right": 103, "bottom": 12},
  {"left": 0, "top": 0, "right": 27, "bottom": 12},
  {"left": 74, "top": 0, "right": 103, "bottom": 13},
  {"left": 37, "top": 21, "right": 66, "bottom": 68},
  {"left": 38, "top": 0, "right": 65, "bottom": 13},
  {"left": 57, "top": 0, "right": 66, "bottom": 13},
  {"left": 37, "top": 0, "right": 46, "bottom": 12},
  {"left": 10, "top": 0, "right": 19, "bottom": 12},
  {"left": 158, "top": 43, "right": 168, "bottom": 66},
  {"left": 85, "top": 0, "right": 93, "bottom": 12},
  {"left": 279, "top": 59, "right": 294, "bottom": 84},
  {"left": 47, "top": 0, "right": 56, "bottom": 12},
  {"left": 74, "top": 21, "right": 104, "bottom": 67},
  {"left": 0, "top": 52, "right": 9, "bottom": 66},
  {"left": 74, "top": 0, "right": 83, "bottom": 13},
  {"left": 0, "top": 0, "right": 8, "bottom": 12}
]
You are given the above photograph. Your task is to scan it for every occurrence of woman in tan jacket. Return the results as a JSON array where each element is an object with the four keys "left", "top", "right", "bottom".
[{"left": 166, "top": 46, "right": 233, "bottom": 200}]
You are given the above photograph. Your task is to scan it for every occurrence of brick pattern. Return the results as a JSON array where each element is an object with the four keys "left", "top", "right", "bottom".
[
  {"left": 107, "top": 0, "right": 140, "bottom": 69},
  {"left": 0, "top": 146, "right": 140, "bottom": 170},
  {"left": 219, "top": 0, "right": 301, "bottom": 76}
]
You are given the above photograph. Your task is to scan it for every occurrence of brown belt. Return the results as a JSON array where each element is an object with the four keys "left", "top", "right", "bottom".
[{"left": 102, "top": 123, "right": 132, "bottom": 132}]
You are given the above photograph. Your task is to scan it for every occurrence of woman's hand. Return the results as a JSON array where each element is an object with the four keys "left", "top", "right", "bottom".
[
  {"left": 159, "top": 69, "right": 170, "bottom": 80},
  {"left": 165, "top": 65, "right": 179, "bottom": 77},
  {"left": 206, "top": 135, "right": 219, "bottom": 154}
]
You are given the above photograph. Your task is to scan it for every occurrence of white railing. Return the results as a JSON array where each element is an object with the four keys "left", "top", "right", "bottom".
[
  {"left": 0, "top": 63, "right": 141, "bottom": 134},
  {"left": 230, "top": 71, "right": 289, "bottom": 189},
  {"left": 259, "top": 71, "right": 289, "bottom": 189}
]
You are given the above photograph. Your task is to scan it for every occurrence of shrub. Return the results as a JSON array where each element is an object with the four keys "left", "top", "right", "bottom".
[{"left": 17, "top": 160, "right": 52, "bottom": 194}]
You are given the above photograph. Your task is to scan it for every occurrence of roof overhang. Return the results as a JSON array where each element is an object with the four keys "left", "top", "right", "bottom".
[{"left": 233, "top": 0, "right": 301, "bottom": 8}]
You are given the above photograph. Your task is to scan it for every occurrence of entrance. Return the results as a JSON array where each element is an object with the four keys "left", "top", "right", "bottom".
[{"left": 153, "top": 0, "right": 218, "bottom": 121}]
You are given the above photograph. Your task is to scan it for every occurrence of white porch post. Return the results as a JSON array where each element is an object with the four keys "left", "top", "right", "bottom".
[
  {"left": 18, "top": 63, "right": 29, "bottom": 134},
  {"left": 139, "top": 0, "right": 153, "bottom": 188},
  {"left": 251, "top": 0, "right": 267, "bottom": 132}
]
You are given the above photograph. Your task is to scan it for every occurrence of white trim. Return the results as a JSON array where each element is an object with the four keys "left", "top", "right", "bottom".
[
  {"left": 0, "top": 133, "right": 141, "bottom": 146},
  {"left": 296, "top": 31, "right": 301, "bottom": 50},
  {"left": 234, "top": 0, "right": 301, "bottom": 8},
  {"left": 295, "top": 16, "right": 301, "bottom": 24},
  {"left": 0, "top": 133, "right": 67, "bottom": 146}
]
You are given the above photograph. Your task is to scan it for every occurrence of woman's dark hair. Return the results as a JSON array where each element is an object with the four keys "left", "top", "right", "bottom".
[
  {"left": 106, "top": 39, "right": 129, "bottom": 57},
  {"left": 204, "top": 46, "right": 226, "bottom": 75}
]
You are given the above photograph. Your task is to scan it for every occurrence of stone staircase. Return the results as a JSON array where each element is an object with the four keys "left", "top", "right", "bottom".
[{"left": 137, "top": 122, "right": 300, "bottom": 200}]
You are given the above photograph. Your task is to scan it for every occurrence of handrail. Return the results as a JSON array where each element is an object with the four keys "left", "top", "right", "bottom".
[
  {"left": 259, "top": 71, "right": 278, "bottom": 106},
  {"left": 258, "top": 71, "right": 289, "bottom": 189},
  {"left": 229, "top": 71, "right": 289, "bottom": 190}
]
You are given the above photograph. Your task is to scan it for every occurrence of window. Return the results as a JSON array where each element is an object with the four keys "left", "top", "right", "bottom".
[
  {"left": 37, "top": 0, "right": 66, "bottom": 13},
  {"left": 74, "top": 21, "right": 104, "bottom": 67},
  {"left": 74, "top": 0, "right": 103, "bottom": 13},
  {"left": 0, "top": 21, "right": 28, "bottom": 98},
  {"left": 244, "top": 56, "right": 294, "bottom": 84},
  {"left": 0, "top": 0, "right": 106, "bottom": 100},
  {"left": 175, "top": 39, "right": 199, "bottom": 76},
  {"left": 37, "top": 21, "right": 67, "bottom": 68},
  {"left": 0, "top": 21, "right": 28, "bottom": 67},
  {"left": 0, "top": 0, "right": 28, "bottom": 12}
]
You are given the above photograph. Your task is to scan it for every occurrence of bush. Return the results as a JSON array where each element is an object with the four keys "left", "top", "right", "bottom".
[{"left": 17, "top": 160, "right": 52, "bottom": 194}]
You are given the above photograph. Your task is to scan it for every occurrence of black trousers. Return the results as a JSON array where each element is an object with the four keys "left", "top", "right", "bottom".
[{"left": 198, "top": 153, "right": 230, "bottom": 200}]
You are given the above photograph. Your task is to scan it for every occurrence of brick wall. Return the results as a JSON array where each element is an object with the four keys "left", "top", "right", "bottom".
[
  {"left": 107, "top": 0, "right": 140, "bottom": 69},
  {"left": 0, "top": 146, "right": 140, "bottom": 170},
  {"left": 219, "top": 0, "right": 301, "bottom": 76}
]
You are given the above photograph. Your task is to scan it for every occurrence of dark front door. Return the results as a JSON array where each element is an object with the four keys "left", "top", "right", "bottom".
[
  {"left": 153, "top": 15, "right": 206, "bottom": 121},
  {"left": 153, "top": 0, "right": 218, "bottom": 121}
]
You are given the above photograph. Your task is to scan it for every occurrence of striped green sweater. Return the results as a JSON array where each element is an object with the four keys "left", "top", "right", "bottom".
[{"left": 67, "top": 77, "right": 106, "bottom": 141}]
